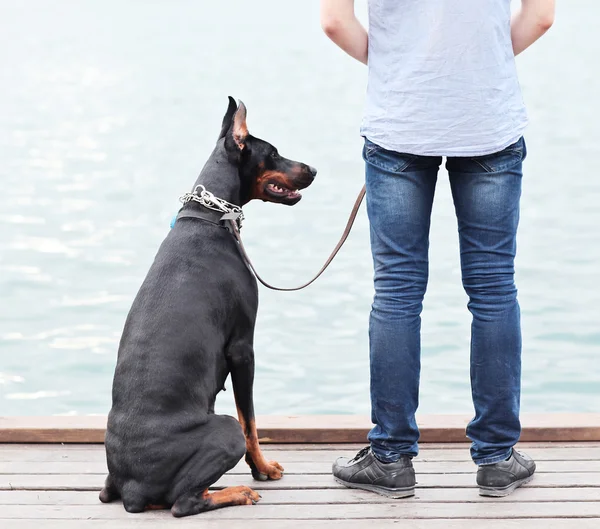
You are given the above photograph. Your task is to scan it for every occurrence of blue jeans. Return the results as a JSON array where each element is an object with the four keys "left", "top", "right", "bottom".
[{"left": 365, "top": 137, "right": 526, "bottom": 466}]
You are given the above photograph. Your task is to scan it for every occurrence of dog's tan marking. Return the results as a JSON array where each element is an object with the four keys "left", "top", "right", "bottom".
[
  {"left": 251, "top": 170, "right": 294, "bottom": 201},
  {"left": 145, "top": 504, "right": 168, "bottom": 511},
  {"left": 236, "top": 407, "right": 284, "bottom": 480},
  {"left": 171, "top": 487, "right": 259, "bottom": 516},
  {"left": 208, "top": 486, "right": 260, "bottom": 506}
]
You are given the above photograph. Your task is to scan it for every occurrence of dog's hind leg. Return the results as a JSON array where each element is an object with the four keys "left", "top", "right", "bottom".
[
  {"left": 168, "top": 414, "right": 255, "bottom": 517},
  {"left": 171, "top": 486, "right": 260, "bottom": 518},
  {"left": 99, "top": 473, "right": 120, "bottom": 503},
  {"left": 120, "top": 481, "right": 148, "bottom": 513}
]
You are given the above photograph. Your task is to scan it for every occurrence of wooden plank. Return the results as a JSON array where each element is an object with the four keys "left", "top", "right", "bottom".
[
  {"left": 0, "top": 417, "right": 107, "bottom": 444},
  {"left": 2, "top": 441, "right": 600, "bottom": 451},
  {"left": 2, "top": 471, "right": 599, "bottom": 491},
  {"left": 3, "top": 458, "right": 600, "bottom": 475},
  {"left": 1, "top": 520, "right": 600, "bottom": 529},
  {"left": 1, "top": 487, "right": 599, "bottom": 506},
  {"left": 2, "top": 414, "right": 600, "bottom": 443},
  {"left": 219, "top": 471, "right": 600, "bottom": 490},
  {"left": 1, "top": 445, "right": 598, "bottom": 463},
  {"left": 255, "top": 445, "right": 600, "bottom": 464},
  {"left": 2, "top": 501, "right": 600, "bottom": 519},
  {"left": 252, "top": 442, "right": 600, "bottom": 450}
]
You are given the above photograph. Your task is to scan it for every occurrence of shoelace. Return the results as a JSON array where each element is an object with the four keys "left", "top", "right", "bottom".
[{"left": 349, "top": 446, "right": 371, "bottom": 464}]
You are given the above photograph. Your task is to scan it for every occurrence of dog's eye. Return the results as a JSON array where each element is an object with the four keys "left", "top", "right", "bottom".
[{"left": 270, "top": 151, "right": 278, "bottom": 159}]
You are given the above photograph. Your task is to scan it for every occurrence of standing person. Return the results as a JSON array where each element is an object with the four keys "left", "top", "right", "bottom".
[{"left": 321, "top": 0, "right": 555, "bottom": 498}]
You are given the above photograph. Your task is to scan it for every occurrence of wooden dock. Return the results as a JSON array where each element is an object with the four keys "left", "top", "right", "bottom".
[{"left": 1, "top": 415, "right": 599, "bottom": 528}]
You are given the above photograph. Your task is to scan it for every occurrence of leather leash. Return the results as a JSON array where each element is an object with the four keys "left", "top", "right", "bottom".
[{"left": 227, "top": 185, "right": 366, "bottom": 292}]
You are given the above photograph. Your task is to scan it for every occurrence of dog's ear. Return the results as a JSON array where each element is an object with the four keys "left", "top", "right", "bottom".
[
  {"left": 218, "top": 96, "right": 238, "bottom": 141},
  {"left": 232, "top": 101, "right": 248, "bottom": 150},
  {"left": 224, "top": 100, "right": 249, "bottom": 155}
]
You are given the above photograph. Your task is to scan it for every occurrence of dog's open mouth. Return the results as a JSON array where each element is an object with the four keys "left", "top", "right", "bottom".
[{"left": 266, "top": 183, "right": 301, "bottom": 201}]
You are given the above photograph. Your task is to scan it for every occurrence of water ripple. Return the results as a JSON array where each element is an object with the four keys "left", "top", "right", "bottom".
[{"left": 0, "top": 0, "right": 598, "bottom": 416}]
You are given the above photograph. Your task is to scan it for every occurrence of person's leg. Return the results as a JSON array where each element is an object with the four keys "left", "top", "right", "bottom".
[
  {"left": 364, "top": 139, "right": 441, "bottom": 462},
  {"left": 332, "top": 140, "right": 439, "bottom": 498},
  {"left": 446, "top": 137, "right": 527, "bottom": 465}
]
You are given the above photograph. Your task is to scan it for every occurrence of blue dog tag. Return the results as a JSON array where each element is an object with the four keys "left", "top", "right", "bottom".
[{"left": 170, "top": 214, "right": 178, "bottom": 229}]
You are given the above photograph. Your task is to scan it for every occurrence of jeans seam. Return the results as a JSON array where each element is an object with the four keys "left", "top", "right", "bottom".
[
  {"left": 471, "top": 159, "right": 494, "bottom": 173},
  {"left": 365, "top": 153, "right": 415, "bottom": 174},
  {"left": 364, "top": 139, "right": 418, "bottom": 173},
  {"left": 366, "top": 144, "right": 381, "bottom": 157},
  {"left": 468, "top": 146, "right": 524, "bottom": 174}
]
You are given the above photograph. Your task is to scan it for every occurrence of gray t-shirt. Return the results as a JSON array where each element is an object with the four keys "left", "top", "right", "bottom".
[{"left": 361, "top": 0, "right": 528, "bottom": 157}]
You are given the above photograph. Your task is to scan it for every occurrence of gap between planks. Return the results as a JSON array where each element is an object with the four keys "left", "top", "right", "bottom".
[
  {"left": 2, "top": 459, "right": 600, "bottom": 475},
  {"left": 2, "top": 502, "right": 600, "bottom": 520},
  {"left": 2, "top": 442, "right": 599, "bottom": 450},
  {"left": 1, "top": 444, "right": 599, "bottom": 462},
  {"left": 1, "top": 519, "right": 600, "bottom": 529},
  {"left": 2, "top": 472, "right": 600, "bottom": 491},
  {"left": 1, "top": 488, "right": 600, "bottom": 505}
]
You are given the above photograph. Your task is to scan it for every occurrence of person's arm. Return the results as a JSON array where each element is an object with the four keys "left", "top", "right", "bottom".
[
  {"left": 320, "top": 0, "right": 368, "bottom": 65},
  {"left": 511, "top": 0, "right": 555, "bottom": 55}
]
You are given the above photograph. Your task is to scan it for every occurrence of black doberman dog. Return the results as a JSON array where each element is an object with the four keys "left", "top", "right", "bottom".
[{"left": 100, "top": 97, "right": 316, "bottom": 517}]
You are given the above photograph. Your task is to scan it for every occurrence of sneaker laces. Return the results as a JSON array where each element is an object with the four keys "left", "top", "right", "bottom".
[{"left": 349, "top": 446, "right": 370, "bottom": 464}]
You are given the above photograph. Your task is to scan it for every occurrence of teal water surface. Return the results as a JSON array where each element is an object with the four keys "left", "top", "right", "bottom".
[{"left": 0, "top": 1, "right": 599, "bottom": 417}]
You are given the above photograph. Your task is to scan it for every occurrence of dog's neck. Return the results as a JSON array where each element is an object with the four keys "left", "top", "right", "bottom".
[{"left": 189, "top": 141, "right": 242, "bottom": 206}]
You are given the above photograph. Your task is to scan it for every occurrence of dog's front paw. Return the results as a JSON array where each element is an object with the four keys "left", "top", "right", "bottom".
[{"left": 251, "top": 460, "right": 284, "bottom": 481}]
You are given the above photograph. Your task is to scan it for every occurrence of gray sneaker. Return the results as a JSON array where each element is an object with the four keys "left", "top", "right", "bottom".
[
  {"left": 477, "top": 449, "right": 536, "bottom": 497},
  {"left": 332, "top": 446, "right": 416, "bottom": 498}
]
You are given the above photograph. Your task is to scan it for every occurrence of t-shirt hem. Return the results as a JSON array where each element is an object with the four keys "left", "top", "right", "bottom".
[{"left": 360, "top": 124, "right": 529, "bottom": 157}]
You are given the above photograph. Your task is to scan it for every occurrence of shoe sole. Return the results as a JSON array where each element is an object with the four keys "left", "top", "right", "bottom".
[
  {"left": 333, "top": 477, "right": 415, "bottom": 499},
  {"left": 478, "top": 474, "right": 534, "bottom": 497}
]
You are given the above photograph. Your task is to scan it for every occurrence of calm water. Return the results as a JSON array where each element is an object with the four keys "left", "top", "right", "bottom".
[{"left": 1, "top": 1, "right": 599, "bottom": 418}]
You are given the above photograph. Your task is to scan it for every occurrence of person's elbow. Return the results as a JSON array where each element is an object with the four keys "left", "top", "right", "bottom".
[
  {"left": 537, "top": 10, "right": 554, "bottom": 32},
  {"left": 321, "top": 15, "right": 344, "bottom": 39},
  {"left": 535, "top": 1, "right": 555, "bottom": 33}
]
